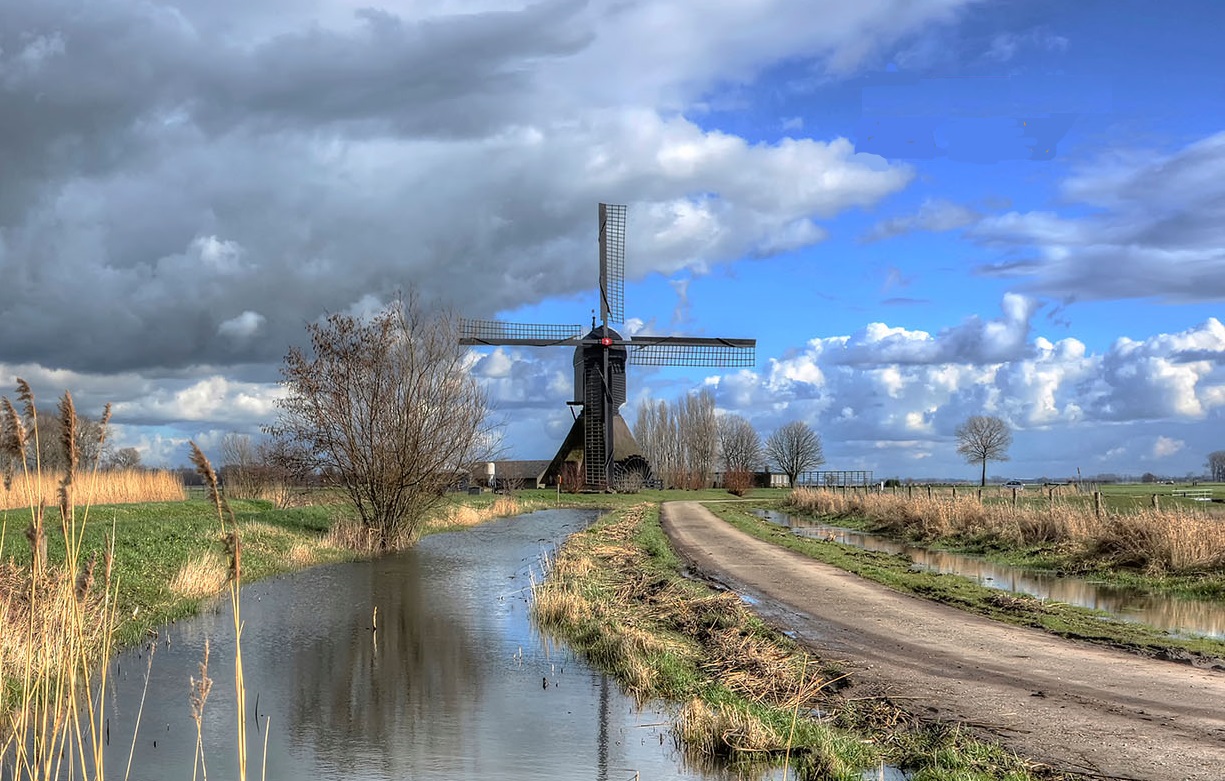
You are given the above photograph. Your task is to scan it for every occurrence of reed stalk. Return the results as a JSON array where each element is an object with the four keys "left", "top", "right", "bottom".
[
  {"left": 189, "top": 441, "right": 248, "bottom": 781},
  {"left": 1, "top": 385, "right": 117, "bottom": 781}
]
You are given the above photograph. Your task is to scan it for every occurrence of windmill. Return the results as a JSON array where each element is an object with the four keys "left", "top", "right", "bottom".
[{"left": 460, "top": 204, "right": 755, "bottom": 491}]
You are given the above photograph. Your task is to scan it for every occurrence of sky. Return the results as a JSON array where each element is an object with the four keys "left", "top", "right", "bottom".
[{"left": 1, "top": 0, "right": 1223, "bottom": 481}]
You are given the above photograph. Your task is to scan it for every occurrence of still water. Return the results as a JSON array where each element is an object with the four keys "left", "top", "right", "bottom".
[
  {"left": 92, "top": 509, "right": 747, "bottom": 781},
  {"left": 757, "top": 509, "right": 1225, "bottom": 640}
]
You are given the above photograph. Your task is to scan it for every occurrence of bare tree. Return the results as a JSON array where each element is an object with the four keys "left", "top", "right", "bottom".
[
  {"left": 107, "top": 447, "right": 142, "bottom": 470},
  {"left": 679, "top": 389, "right": 717, "bottom": 489},
  {"left": 1208, "top": 451, "right": 1225, "bottom": 482},
  {"left": 267, "top": 296, "right": 494, "bottom": 549},
  {"left": 220, "top": 432, "right": 264, "bottom": 498},
  {"left": 718, "top": 414, "right": 761, "bottom": 472},
  {"left": 765, "top": 421, "right": 824, "bottom": 488},
  {"left": 633, "top": 390, "right": 719, "bottom": 489},
  {"left": 23, "top": 410, "right": 107, "bottom": 472},
  {"left": 955, "top": 415, "right": 1012, "bottom": 487}
]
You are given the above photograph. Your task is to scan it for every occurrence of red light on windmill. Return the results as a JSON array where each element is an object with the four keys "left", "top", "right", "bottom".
[{"left": 600, "top": 337, "right": 613, "bottom": 346}]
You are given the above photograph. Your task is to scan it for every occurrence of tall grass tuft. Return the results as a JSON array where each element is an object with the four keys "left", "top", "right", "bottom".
[{"left": 784, "top": 487, "right": 1225, "bottom": 574}]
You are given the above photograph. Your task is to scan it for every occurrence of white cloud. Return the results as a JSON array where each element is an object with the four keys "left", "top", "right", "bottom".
[
  {"left": 701, "top": 307, "right": 1225, "bottom": 477},
  {"left": 111, "top": 375, "right": 283, "bottom": 425},
  {"left": 217, "top": 311, "right": 266, "bottom": 340},
  {"left": 818, "top": 293, "right": 1038, "bottom": 366},
  {"left": 1152, "top": 436, "right": 1184, "bottom": 459}
]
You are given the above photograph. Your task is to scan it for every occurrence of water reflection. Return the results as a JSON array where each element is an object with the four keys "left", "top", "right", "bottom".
[
  {"left": 80, "top": 510, "right": 751, "bottom": 781},
  {"left": 758, "top": 510, "right": 1225, "bottom": 640}
]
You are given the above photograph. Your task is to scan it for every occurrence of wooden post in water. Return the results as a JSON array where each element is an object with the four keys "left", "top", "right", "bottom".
[
  {"left": 1093, "top": 491, "right": 1102, "bottom": 519},
  {"left": 1151, "top": 493, "right": 1160, "bottom": 510}
]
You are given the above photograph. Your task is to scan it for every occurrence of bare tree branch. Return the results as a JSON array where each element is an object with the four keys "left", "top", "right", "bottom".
[
  {"left": 717, "top": 414, "right": 761, "bottom": 472},
  {"left": 266, "top": 293, "right": 494, "bottom": 549},
  {"left": 765, "top": 421, "right": 824, "bottom": 488},
  {"left": 955, "top": 415, "right": 1012, "bottom": 487},
  {"left": 1207, "top": 451, "right": 1225, "bottom": 482}
]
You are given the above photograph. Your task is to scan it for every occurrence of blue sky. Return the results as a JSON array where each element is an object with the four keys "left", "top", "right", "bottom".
[{"left": 1, "top": 0, "right": 1222, "bottom": 480}]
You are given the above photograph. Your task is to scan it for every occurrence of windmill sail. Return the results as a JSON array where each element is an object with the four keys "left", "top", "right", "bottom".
[
  {"left": 599, "top": 203, "right": 626, "bottom": 325},
  {"left": 459, "top": 320, "right": 583, "bottom": 346},
  {"left": 627, "top": 336, "right": 756, "bottom": 367}
]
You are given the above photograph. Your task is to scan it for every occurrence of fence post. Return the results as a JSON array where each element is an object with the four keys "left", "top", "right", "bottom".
[
  {"left": 951, "top": 485, "right": 957, "bottom": 500},
  {"left": 977, "top": 487, "right": 982, "bottom": 502},
  {"left": 1093, "top": 491, "right": 1102, "bottom": 519},
  {"left": 1012, "top": 487, "right": 1018, "bottom": 508},
  {"left": 1151, "top": 493, "right": 1159, "bottom": 510},
  {"left": 927, "top": 485, "right": 932, "bottom": 500},
  {"left": 907, "top": 484, "right": 912, "bottom": 500}
]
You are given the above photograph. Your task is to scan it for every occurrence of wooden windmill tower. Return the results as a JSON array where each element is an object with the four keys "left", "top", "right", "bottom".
[{"left": 460, "top": 204, "right": 755, "bottom": 491}]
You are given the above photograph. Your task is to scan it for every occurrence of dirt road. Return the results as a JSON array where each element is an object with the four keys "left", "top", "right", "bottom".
[{"left": 661, "top": 501, "right": 1225, "bottom": 781}]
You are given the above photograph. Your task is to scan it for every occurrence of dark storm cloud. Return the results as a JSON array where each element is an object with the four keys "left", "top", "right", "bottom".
[{"left": 0, "top": 0, "right": 942, "bottom": 406}]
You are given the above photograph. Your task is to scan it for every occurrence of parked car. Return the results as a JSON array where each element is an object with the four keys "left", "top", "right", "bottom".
[{"left": 1003, "top": 480, "right": 1025, "bottom": 489}]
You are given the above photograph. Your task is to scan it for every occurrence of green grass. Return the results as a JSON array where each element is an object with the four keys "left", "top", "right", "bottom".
[
  {"left": 2, "top": 499, "right": 358, "bottom": 646},
  {"left": 703, "top": 502, "right": 1225, "bottom": 664}
]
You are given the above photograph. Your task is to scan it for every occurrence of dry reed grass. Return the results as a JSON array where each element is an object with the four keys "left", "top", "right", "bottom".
[
  {"left": 677, "top": 698, "right": 790, "bottom": 757},
  {"left": 327, "top": 495, "right": 530, "bottom": 552},
  {"left": 1, "top": 384, "right": 125, "bottom": 780},
  {"left": 785, "top": 487, "right": 1225, "bottom": 574},
  {"left": 169, "top": 552, "right": 229, "bottom": 599},
  {"left": 427, "top": 495, "right": 526, "bottom": 530},
  {"left": 0, "top": 469, "right": 185, "bottom": 511}
]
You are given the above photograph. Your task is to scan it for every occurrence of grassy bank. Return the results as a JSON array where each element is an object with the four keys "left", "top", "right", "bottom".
[
  {"left": 532, "top": 502, "right": 1080, "bottom": 781},
  {"left": 706, "top": 501, "right": 1225, "bottom": 665},
  {"left": 783, "top": 488, "right": 1225, "bottom": 598}
]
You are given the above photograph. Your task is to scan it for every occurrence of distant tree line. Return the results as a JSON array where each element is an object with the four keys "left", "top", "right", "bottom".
[
  {"left": 1208, "top": 451, "right": 1225, "bottom": 482},
  {"left": 633, "top": 395, "right": 824, "bottom": 490},
  {"left": 0, "top": 407, "right": 146, "bottom": 477}
]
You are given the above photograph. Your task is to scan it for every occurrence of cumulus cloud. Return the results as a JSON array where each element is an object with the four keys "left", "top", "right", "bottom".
[
  {"left": 1152, "top": 436, "right": 1185, "bottom": 459},
  {"left": 702, "top": 306, "right": 1225, "bottom": 476},
  {"left": 218, "top": 311, "right": 266, "bottom": 340},
  {"left": 974, "top": 131, "right": 1225, "bottom": 302},
  {"left": 817, "top": 293, "right": 1038, "bottom": 366}
]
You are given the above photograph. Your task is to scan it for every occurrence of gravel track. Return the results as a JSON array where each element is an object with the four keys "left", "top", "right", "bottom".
[{"left": 661, "top": 501, "right": 1225, "bottom": 781}]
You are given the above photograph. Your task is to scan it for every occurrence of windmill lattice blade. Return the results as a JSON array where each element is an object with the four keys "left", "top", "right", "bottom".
[
  {"left": 599, "top": 203, "right": 626, "bottom": 324},
  {"left": 459, "top": 319, "right": 583, "bottom": 346},
  {"left": 627, "top": 336, "right": 756, "bottom": 367}
]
